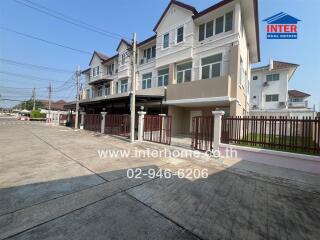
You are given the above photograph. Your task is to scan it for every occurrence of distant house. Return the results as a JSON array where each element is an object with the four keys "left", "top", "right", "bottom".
[
  {"left": 40, "top": 100, "right": 68, "bottom": 111},
  {"left": 250, "top": 59, "right": 315, "bottom": 118}
]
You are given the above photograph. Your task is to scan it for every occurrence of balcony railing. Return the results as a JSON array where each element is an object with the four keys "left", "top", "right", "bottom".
[{"left": 288, "top": 101, "right": 308, "bottom": 108}]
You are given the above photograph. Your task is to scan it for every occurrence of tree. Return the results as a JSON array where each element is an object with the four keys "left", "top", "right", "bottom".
[{"left": 16, "top": 98, "right": 45, "bottom": 110}]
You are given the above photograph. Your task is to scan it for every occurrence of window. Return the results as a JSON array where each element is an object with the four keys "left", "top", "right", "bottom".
[
  {"left": 86, "top": 89, "right": 90, "bottom": 99},
  {"left": 142, "top": 45, "right": 156, "bottom": 64},
  {"left": 266, "top": 74, "right": 279, "bottom": 81},
  {"left": 253, "top": 76, "right": 258, "bottom": 80},
  {"left": 158, "top": 68, "right": 169, "bottom": 86},
  {"left": 265, "top": 94, "right": 279, "bottom": 102},
  {"left": 97, "top": 86, "right": 103, "bottom": 97},
  {"left": 92, "top": 66, "right": 100, "bottom": 77},
  {"left": 201, "top": 53, "right": 222, "bottom": 79},
  {"left": 199, "top": 24, "right": 205, "bottom": 41},
  {"left": 176, "top": 26, "right": 184, "bottom": 43},
  {"left": 121, "top": 54, "right": 126, "bottom": 65},
  {"left": 215, "top": 16, "right": 224, "bottom": 34},
  {"left": 142, "top": 73, "right": 152, "bottom": 89},
  {"left": 163, "top": 33, "right": 169, "bottom": 48},
  {"left": 206, "top": 20, "right": 214, "bottom": 38},
  {"left": 176, "top": 62, "right": 192, "bottom": 84},
  {"left": 120, "top": 79, "right": 128, "bottom": 93},
  {"left": 105, "top": 85, "right": 110, "bottom": 95},
  {"left": 225, "top": 11, "right": 233, "bottom": 32},
  {"left": 107, "top": 64, "right": 114, "bottom": 75}
]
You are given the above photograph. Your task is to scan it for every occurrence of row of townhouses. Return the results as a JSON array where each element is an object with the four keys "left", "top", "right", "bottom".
[{"left": 77, "top": 0, "right": 260, "bottom": 135}]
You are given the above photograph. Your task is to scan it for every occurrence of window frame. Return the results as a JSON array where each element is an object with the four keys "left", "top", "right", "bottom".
[
  {"left": 266, "top": 73, "right": 280, "bottom": 82},
  {"left": 176, "top": 26, "right": 184, "bottom": 44},
  {"left": 96, "top": 85, "right": 103, "bottom": 97},
  {"left": 163, "top": 33, "right": 170, "bottom": 49},
  {"left": 215, "top": 15, "right": 224, "bottom": 35},
  {"left": 224, "top": 11, "right": 233, "bottom": 32},
  {"left": 176, "top": 61, "right": 192, "bottom": 84},
  {"left": 157, "top": 68, "right": 169, "bottom": 87},
  {"left": 142, "top": 73, "right": 152, "bottom": 89},
  {"left": 200, "top": 53, "right": 223, "bottom": 80},
  {"left": 120, "top": 79, "right": 128, "bottom": 93},
  {"left": 265, "top": 94, "right": 279, "bottom": 102},
  {"left": 105, "top": 85, "right": 110, "bottom": 96}
]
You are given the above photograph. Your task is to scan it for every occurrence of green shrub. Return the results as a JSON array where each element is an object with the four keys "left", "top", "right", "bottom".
[{"left": 31, "top": 110, "right": 46, "bottom": 118}]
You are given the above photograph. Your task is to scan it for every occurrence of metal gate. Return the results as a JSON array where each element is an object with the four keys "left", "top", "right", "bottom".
[
  {"left": 143, "top": 115, "right": 172, "bottom": 145},
  {"left": 191, "top": 116, "right": 214, "bottom": 151},
  {"left": 104, "top": 114, "right": 130, "bottom": 137},
  {"left": 84, "top": 114, "right": 101, "bottom": 132}
]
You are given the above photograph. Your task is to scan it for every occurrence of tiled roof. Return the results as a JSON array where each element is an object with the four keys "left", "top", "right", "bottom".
[
  {"left": 252, "top": 60, "right": 299, "bottom": 71},
  {"left": 288, "top": 90, "right": 310, "bottom": 98}
]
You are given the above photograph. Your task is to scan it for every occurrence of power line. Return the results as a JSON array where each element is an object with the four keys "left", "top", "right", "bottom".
[
  {"left": 0, "top": 27, "right": 92, "bottom": 55},
  {"left": 0, "top": 70, "right": 67, "bottom": 83},
  {"left": 0, "top": 58, "right": 74, "bottom": 74},
  {"left": 14, "top": 0, "right": 130, "bottom": 41}
]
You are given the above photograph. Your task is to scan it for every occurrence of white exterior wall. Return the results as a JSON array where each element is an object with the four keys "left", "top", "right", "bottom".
[{"left": 250, "top": 69, "right": 289, "bottom": 110}]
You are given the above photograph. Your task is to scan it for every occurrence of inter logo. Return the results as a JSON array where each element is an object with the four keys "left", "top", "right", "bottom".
[{"left": 263, "top": 12, "right": 301, "bottom": 39}]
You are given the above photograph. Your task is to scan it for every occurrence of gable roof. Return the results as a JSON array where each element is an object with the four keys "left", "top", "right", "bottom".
[
  {"left": 116, "top": 38, "right": 132, "bottom": 51},
  {"left": 137, "top": 35, "right": 157, "bottom": 47},
  {"left": 252, "top": 60, "right": 299, "bottom": 71},
  {"left": 89, "top": 51, "right": 109, "bottom": 65},
  {"left": 263, "top": 12, "right": 301, "bottom": 24},
  {"left": 288, "top": 90, "right": 310, "bottom": 98},
  {"left": 193, "top": 0, "right": 234, "bottom": 20},
  {"left": 153, "top": 0, "right": 198, "bottom": 32}
]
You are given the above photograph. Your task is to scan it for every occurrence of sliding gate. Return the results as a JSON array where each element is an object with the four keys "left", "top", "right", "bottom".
[
  {"left": 191, "top": 116, "right": 214, "bottom": 151},
  {"left": 143, "top": 115, "right": 172, "bottom": 145},
  {"left": 104, "top": 114, "right": 130, "bottom": 137},
  {"left": 84, "top": 114, "right": 101, "bottom": 132}
]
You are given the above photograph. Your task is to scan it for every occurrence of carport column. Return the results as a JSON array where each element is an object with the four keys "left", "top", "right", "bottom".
[
  {"left": 101, "top": 112, "right": 107, "bottom": 134},
  {"left": 138, "top": 111, "right": 146, "bottom": 141},
  {"left": 212, "top": 111, "right": 225, "bottom": 152},
  {"left": 80, "top": 112, "right": 85, "bottom": 130}
]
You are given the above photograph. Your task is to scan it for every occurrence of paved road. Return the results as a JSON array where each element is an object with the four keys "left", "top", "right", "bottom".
[{"left": 0, "top": 118, "right": 319, "bottom": 240}]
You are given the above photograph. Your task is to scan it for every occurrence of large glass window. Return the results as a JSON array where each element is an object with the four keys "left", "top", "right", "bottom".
[
  {"left": 163, "top": 33, "right": 169, "bottom": 48},
  {"left": 106, "top": 64, "right": 114, "bottom": 75},
  {"left": 265, "top": 94, "right": 279, "bottom": 102},
  {"left": 120, "top": 79, "right": 128, "bottom": 93},
  {"left": 225, "top": 11, "right": 233, "bottom": 32},
  {"left": 142, "top": 73, "right": 152, "bottom": 89},
  {"left": 201, "top": 53, "right": 222, "bottom": 79},
  {"left": 97, "top": 86, "right": 103, "bottom": 97},
  {"left": 158, "top": 68, "right": 169, "bottom": 86},
  {"left": 215, "top": 16, "right": 224, "bottom": 34},
  {"left": 199, "top": 24, "right": 205, "bottom": 41},
  {"left": 105, "top": 85, "right": 110, "bottom": 95},
  {"left": 177, "top": 26, "right": 184, "bottom": 43},
  {"left": 176, "top": 62, "right": 192, "bottom": 84},
  {"left": 142, "top": 45, "right": 156, "bottom": 64},
  {"left": 205, "top": 20, "right": 214, "bottom": 38},
  {"left": 266, "top": 74, "right": 280, "bottom": 81}
]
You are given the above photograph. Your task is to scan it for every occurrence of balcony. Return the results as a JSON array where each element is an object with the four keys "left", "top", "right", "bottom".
[
  {"left": 89, "top": 73, "right": 113, "bottom": 86},
  {"left": 288, "top": 101, "right": 308, "bottom": 108},
  {"left": 165, "top": 76, "right": 231, "bottom": 106}
]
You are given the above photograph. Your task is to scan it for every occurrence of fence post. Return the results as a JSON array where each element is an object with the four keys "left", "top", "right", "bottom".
[
  {"left": 80, "top": 112, "right": 85, "bottom": 130},
  {"left": 101, "top": 112, "right": 107, "bottom": 134},
  {"left": 138, "top": 111, "right": 146, "bottom": 141},
  {"left": 212, "top": 111, "right": 225, "bottom": 152}
]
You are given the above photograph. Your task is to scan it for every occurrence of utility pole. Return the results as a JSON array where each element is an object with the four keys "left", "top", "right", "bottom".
[
  {"left": 130, "top": 33, "right": 137, "bottom": 143},
  {"left": 32, "top": 88, "right": 36, "bottom": 110},
  {"left": 48, "top": 83, "right": 52, "bottom": 122},
  {"left": 75, "top": 65, "right": 81, "bottom": 129}
]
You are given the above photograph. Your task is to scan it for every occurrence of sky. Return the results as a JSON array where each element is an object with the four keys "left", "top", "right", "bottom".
[{"left": 0, "top": 0, "right": 319, "bottom": 109}]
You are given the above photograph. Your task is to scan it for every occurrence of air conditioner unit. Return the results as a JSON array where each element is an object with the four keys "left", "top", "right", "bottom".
[
  {"left": 279, "top": 102, "right": 287, "bottom": 108},
  {"left": 263, "top": 82, "right": 269, "bottom": 87}
]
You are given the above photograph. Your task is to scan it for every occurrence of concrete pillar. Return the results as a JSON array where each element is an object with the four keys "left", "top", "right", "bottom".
[
  {"left": 212, "top": 111, "right": 225, "bottom": 151},
  {"left": 137, "top": 111, "right": 146, "bottom": 141},
  {"left": 101, "top": 112, "right": 107, "bottom": 134},
  {"left": 80, "top": 112, "right": 85, "bottom": 130}
]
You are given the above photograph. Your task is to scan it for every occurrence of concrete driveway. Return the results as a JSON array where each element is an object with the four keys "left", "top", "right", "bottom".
[{"left": 0, "top": 118, "right": 319, "bottom": 240}]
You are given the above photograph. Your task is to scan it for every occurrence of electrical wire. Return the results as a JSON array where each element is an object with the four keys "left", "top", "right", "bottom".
[
  {"left": 14, "top": 0, "right": 130, "bottom": 41},
  {"left": 0, "top": 70, "right": 67, "bottom": 83},
  {"left": 0, "top": 27, "right": 92, "bottom": 55},
  {"left": 0, "top": 58, "right": 74, "bottom": 74}
]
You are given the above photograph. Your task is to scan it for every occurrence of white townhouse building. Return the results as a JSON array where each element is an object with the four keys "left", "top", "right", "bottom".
[
  {"left": 76, "top": 0, "right": 260, "bottom": 135},
  {"left": 250, "top": 59, "right": 316, "bottom": 118}
]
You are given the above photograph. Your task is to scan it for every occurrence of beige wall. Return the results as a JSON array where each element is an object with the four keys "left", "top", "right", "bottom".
[{"left": 166, "top": 76, "right": 231, "bottom": 101}]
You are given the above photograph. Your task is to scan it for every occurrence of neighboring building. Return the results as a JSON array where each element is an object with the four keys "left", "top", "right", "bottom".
[
  {"left": 250, "top": 60, "right": 316, "bottom": 118},
  {"left": 77, "top": 0, "right": 260, "bottom": 135}
]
